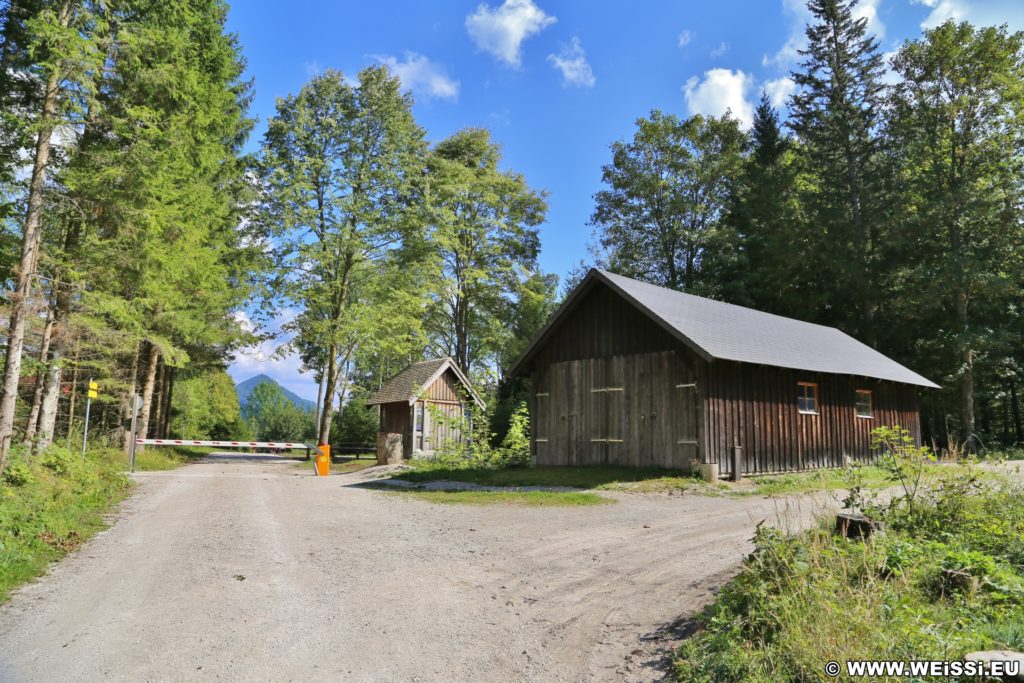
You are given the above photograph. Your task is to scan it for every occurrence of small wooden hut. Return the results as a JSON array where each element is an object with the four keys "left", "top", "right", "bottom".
[
  {"left": 510, "top": 269, "right": 938, "bottom": 477},
  {"left": 367, "top": 358, "right": 483, "bottom": 463}
]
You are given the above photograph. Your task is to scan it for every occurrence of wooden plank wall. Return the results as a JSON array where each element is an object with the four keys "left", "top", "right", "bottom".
[
  {"left": 533, "top": 350, "right": 701, "bottom": 469},
  {"left": 528, "top": 282, "right": 681, "bottom": 370},
  {"left": 703, "top": 360, "right": 922, "bottom": 476}
]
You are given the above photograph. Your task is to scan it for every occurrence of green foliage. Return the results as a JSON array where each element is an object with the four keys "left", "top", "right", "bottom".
[
  {"left": 242, "top": 381, "right": 313, "bottom": 443},
  {"left": 331, "top": 393, "right": 378, "bottom": 447},
  {"left": 590, "top": 111, "right": 746, "bottom": 294},
  {"left": 170, "top": 370, "right": 246, "bottom": 440},
  {"left": 0, "top": 445, "right": 134, "bottom": 602},
  {"left": 259, "top": 66, "right": 429, "bottom": 444},
  {"left": 424, "top": 128, "right": 547, "bottom": 372},
  {"left": 870, "top": 425, "right": 937, "bottom": 510},
  {"left": 498, "top": 402, "right": 531, "bottom": 467}
]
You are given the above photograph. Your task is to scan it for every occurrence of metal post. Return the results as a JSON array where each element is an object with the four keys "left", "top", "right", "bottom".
[
  {"left": 81, "top": 382, "right": 92, "bottom": 462},
  {"left": 128, "top": 404, "right": 138, "bottom": 473}
]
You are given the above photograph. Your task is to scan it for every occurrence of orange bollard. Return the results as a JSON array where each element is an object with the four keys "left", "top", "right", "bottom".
[{"left": 315, "top": 443, "right": 330, "bottom": 477}]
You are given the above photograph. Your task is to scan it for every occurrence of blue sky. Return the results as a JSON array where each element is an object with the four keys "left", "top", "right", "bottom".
[{"left": 224, "top": 0, "right": 1024, "bottom": 400}]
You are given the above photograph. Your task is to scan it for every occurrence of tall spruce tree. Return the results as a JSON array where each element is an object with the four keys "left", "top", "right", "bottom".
[
  {"left": 722, "top": 92, "right": 810, "bottom": 317},
  {"left": 789, "top": 0, "right": 887, "bottom": 343},
  {"left": 0, "top": 0, "right": 104, "bottom": 467}
]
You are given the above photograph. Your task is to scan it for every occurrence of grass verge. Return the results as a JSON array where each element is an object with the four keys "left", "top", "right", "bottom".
[
  {"left": 0, "top": 445, "right": 134, "bottom": 602},
  {"left": 382, "top": 488, "right": 613, "bottom": 507},
  {"left": 393, "top": 463, "right": 725, "bottom": 494},
  {"left": 674, "top": 464, "right": 1024, "bottom": 681}
]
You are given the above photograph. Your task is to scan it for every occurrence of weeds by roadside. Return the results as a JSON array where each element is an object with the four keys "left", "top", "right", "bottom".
[{"left": 674, "top": 429, "right": 1024, "bottom": 682}]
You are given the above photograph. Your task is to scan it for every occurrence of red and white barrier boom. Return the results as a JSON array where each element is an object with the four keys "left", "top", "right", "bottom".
[{"left": 136, "top": 438, "right": 311, "bottom": 450}]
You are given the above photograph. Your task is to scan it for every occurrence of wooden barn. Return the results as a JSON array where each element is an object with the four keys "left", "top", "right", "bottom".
[
  {"left": 510, "top": 269, "right": 938, "bottom": 477},
  {"left": 367, "top": 357, "right": 483, "bottom": 462}
]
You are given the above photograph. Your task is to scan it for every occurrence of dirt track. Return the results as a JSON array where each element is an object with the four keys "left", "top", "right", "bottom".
[{"left": 0, "top": 453, "right": 829, "bottom": 682}]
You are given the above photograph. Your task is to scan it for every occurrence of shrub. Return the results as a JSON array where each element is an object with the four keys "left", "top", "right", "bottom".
[{"left": 498, "top": 402, "right": 531, "bottom": 467}]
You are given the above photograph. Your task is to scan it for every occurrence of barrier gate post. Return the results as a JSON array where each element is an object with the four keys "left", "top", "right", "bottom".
[{"left": 315, "top": 443, "right": 330, "bottom": 477}]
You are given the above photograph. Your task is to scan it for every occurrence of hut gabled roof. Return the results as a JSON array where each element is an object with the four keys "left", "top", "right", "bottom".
[
  {"left": 366, "top": 357, "right": 484, "bottom": 407},
  {"left": 510, "top": 269, "right": 938, "bottom": 389}
]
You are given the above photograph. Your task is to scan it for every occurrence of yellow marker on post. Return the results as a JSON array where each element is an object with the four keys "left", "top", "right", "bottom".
[
  {"left": 87, "top": 380, "right": 98, "bottom": 399},
  {"left": 315, "top": 444, "right": 330, "bottom": 477}
]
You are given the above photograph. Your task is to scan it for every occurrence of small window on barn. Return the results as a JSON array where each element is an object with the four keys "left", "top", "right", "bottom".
[
  {"left": 855, "top": 389, "right": 873, "bottom": 418},
  {"left": 797, "top": 382, "right": 818, "bottom": 414}
]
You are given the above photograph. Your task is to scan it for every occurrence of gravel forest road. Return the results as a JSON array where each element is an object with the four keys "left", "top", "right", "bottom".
[{"left": 0, "top": 453, "right": 826, "bottom": 682}]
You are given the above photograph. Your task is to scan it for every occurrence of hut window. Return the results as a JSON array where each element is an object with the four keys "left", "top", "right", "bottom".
[
  {"left": 797, "top": 382, "right": 818, "bottom": 414},
  {"left": 855, "top": 389, "right": 873, "bottom": 418}
]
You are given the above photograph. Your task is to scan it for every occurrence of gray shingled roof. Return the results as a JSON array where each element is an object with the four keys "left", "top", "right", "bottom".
[
  {"left": 366, "top": 358, "right": 484, "bottom": 406},
  {"left": 512, "top": 269, "right": 938, "bottom": 389}
]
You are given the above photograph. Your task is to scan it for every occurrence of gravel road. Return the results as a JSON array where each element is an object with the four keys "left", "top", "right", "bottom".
[{"left": 0, "top": 453, "right": 829, "bottom": 682}]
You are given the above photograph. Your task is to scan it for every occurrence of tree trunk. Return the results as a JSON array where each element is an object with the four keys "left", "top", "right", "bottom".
[
  {"left": 152, "top": 361, "right": 164, "bottom": 439},
  {"left": 35, "top": 220, "right": 80, "bottom": 451},
  {"left": 23, "top": 307, "right": 55, "bottom": 443},
  {"left": 121, "top": 342, "right": 140, "bottom": 452},
  {"left": 1002, "top": 384, "right": 1011, "bottom": 447},
  {"left": 1012, "top": 381, "right": 1023, "bottom": 445},
  {"left": 315, "top": 366, "right": 325, "bottom": 434},
  {"left": 161, "top": 367, "right": 175, "bottom": 438},
  {"left": 66, "top": 343, "right": 79, "bottom": 435},
  {"left": 135, "top": 342, "right": 160, "bottom": 451},
  {"left": 0, "top": 0, "right": 72, "bottom": 470},
  {"left": 957, "top": 290, "right": 975, "bottom": 450},
  {"left": 317, "top": 346, "right": 339, "bottom": 445}
]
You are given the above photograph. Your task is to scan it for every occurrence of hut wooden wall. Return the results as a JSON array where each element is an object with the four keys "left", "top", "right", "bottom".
[
  {"left": 703, "top": 360, "right": 922, "bottom": 476},
  {"left": 423, "top": 400, "right": 463, "bottom": 453},
  {"left": 527, "top": 282, "right": 682, "bottom": 370},
  {"left": 532, "top": 350, "right": 702, "bottom": 469},
  {"left": 425, "top": 369, "right": 462, "bottom": 402}
]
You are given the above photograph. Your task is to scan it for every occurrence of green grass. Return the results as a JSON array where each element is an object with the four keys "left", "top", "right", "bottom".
[
  {"left": 384, "top": 488, "right": 613, "bottom": 506},
  {"left": 0, "top": 446, "right": 135, "bottom": 602},
  {"left": 394, "top": 463, "right": 722, "bottom": 493},
  {"left": 674, "top": 465, "right": 1024, "bottom": 682}
]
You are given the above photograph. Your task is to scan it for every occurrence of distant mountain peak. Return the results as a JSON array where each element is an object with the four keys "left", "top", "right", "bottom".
[{"left": 235, "top": 374, "right": 315, "bottom": 411}]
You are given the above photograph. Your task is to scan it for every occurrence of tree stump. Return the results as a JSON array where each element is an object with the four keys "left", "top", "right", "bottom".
[
  {"left": 377, "top": 432, "right": 402, "bottom": 465},
  {"left": 834, "top": 513, "right": 883, "bottom": 540}
]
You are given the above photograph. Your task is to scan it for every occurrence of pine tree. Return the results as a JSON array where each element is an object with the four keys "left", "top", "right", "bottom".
[
  {"left": 789, "top": 0, "right": 887, "bottom": 343},
  {"left": 723, "top": 92, "right": 809, "bottom": 317}
]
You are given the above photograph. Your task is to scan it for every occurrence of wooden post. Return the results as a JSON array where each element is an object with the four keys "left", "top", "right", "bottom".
[{"left": 731, "top": 437, "right": 743, "bottom": 481}]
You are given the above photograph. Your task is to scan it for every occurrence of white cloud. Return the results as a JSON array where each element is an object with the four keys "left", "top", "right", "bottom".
[
  {"left": 763, "top": 76, "right": 796, "bottom": 108},
  {"left": 683, "top": 68, "right": 755, "bottom": 128},
  {"left": 303, "top": 60, "right": 323, "bottom": 76},
  {"left": 710, "top": 42, "right": 730, "bottom": 58},
  {"left": 764, "top": 0, "right": 884, "bottom": 69},
  {"left": 547, "top": 37, "right": 595, "bottom": 88},
  {"left": 912, "top": 0, "right": 1024, "bottom": 31},
  {"left": 374, "top": 52, "right": 460, "bottom": 100},
  {"left": 465, "top": 0, "right": 556, "bottom": 67},
  {"left": 678, "top": 29, "right": 695, "bottom": 47},
  {"left": 854, "top": 0, "right": 885, "bottom": 40}
]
